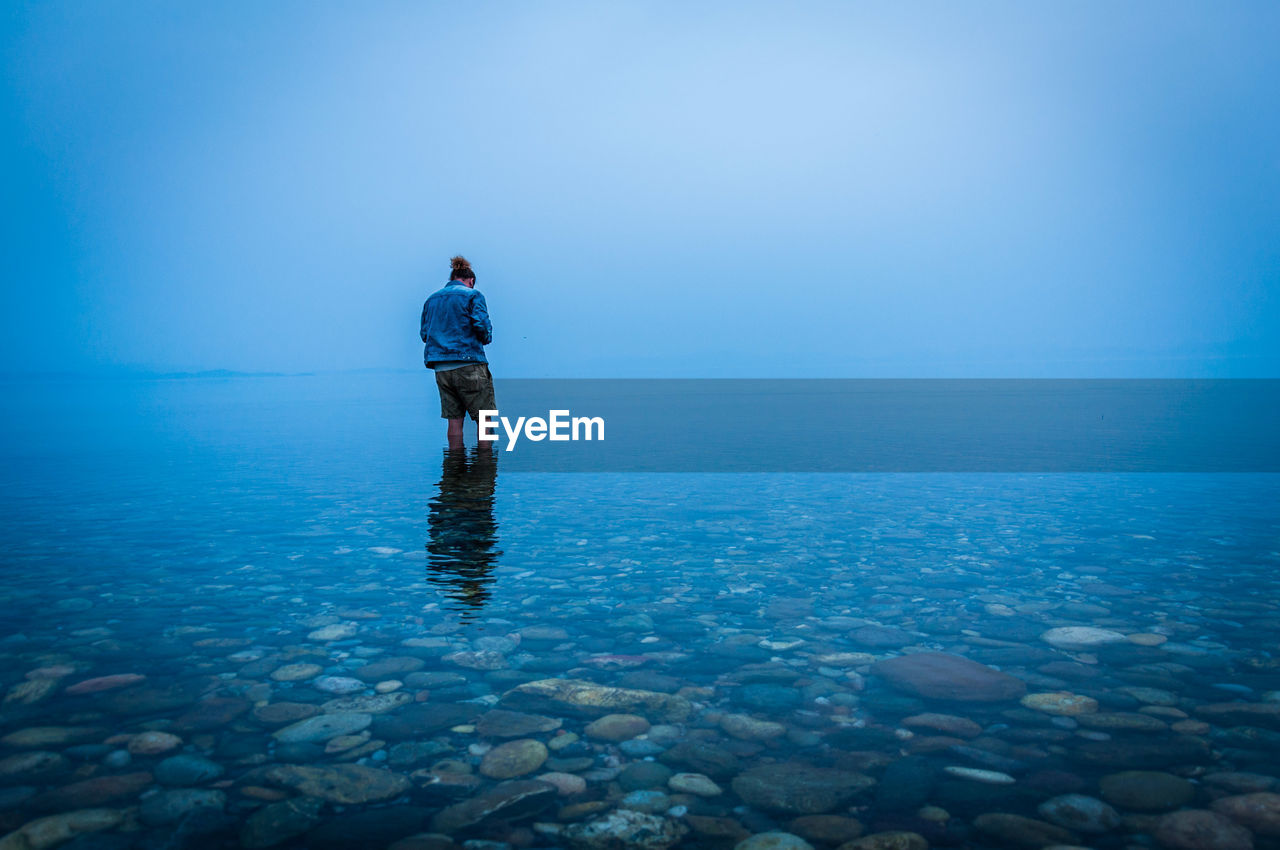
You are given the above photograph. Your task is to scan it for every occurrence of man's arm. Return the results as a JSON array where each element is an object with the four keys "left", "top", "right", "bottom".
[
  {"left": 421, "top": 301, "right": 432, "bottom": 343},
  {"left": 470, "top": 292, "right": 493, "bottom": 345}
]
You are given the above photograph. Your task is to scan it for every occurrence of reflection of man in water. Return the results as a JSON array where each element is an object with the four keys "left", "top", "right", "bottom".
[{"left": 426, "top": 444, "right": 501, "bottom": 618}]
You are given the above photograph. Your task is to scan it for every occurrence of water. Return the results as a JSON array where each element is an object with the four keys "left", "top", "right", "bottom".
[{"left": 2, "top": 374, "right": 1279, "bottom": 849}]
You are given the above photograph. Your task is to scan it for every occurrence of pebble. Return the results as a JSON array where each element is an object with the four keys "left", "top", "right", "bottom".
[
  {"left": 537, "top": 771, "right": 587, "bottom": 795},
  {"left": 1210, "top": 792, "right": 1280, "bottom": 837},
  {"left": 900, "top": 712, "right": 982, "bottom": 737},
  {"left": 1095, "top": 768, "right": 1192, "bottom": 809},
  {"left": 0, "top": 808, "right": 125, "bottom": 848},
  {"left": 584, "top": 714, "right": 651, "bottom": 741},
  {"left": 620, "top": 790, "right": 672, "bottom": 813},
  {"left": 270, "top": 663, "right": 323, "bottom": 682},
  {"left": 307, "top": 624, "right": 357, "bottom": 641},
  {"left": 788, "top": 815, "right": 864, "bottom": 844},
  {"left": 871, "top": 652, "right": 1026, "bottom": 701},
  {"left": 1040, "top": 627, "right": 1128, "bottom": 650},
  {"left": 842, "top": 832, "right": 928, "bottom": 850},
  {"left": 1021, "top": 692, "right": 1099, "bottom": 716},
  {"left": 720, "top": 713, "right": 786, "bottom": 741},
  {"left": 314, "top": 676, "right": 366, "bottom": 694},
  {"left": 138, "top": 788, "right": 226, "bottom": 826},
  {"left": 127, "top": 731, "right": 182, "bottom": 756},
  {"left": 562, "top": 809, "right": 687, "bottom": 850},
  {"left": 734, "top": 832, "right": 815, "bottom": 850},
  {"left": 273, "top": 712, "right": 372, "bottom": 743},
  {"left": 942, "top": 766, "right": 1016, "bottom": 784},
  {"left": 64, "top": 674, "right": 146, "bottom": 695},
  {"left": 479, "top": 739, "right": 548, "bottom": 779},
  {"left": 1154, "top": 809, "right": 1255, "bottom": 850},
  {"left": 668, "top": 772, "right": 722, "bottom": 796},
  {"left": 154, "top": 753, "right": 225, "bottom": 786},
  {"left": 1036, "top": 793, "right": 1121, "bottom": 833}
]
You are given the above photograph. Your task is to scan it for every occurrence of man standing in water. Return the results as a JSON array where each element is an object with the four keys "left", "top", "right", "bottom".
[{"left": 421, "top": 255, "right": 495, "bottom": 448}]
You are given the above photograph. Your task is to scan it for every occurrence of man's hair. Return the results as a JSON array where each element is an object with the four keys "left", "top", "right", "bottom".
[{"left": 450, "top": 255, "right": 475, "bottom": 282}]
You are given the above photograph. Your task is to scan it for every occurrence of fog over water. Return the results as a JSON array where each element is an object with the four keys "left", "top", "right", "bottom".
[{"left": 3, "top": 2, "right": 1278, "bottom": 377}]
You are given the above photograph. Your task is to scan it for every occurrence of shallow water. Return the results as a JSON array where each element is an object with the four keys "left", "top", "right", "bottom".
[{"left": 2, "top": 375, "right": 1279, "bottom": 849}]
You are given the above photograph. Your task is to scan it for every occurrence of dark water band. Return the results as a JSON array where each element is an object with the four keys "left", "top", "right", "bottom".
[{"left": 479, "top": 379, "right": 1280, "bottom": 472}]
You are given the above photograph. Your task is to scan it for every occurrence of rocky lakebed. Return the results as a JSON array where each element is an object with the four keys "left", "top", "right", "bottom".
[{"left": 2, "top": 472, "right": 1279, "bottom": 850}]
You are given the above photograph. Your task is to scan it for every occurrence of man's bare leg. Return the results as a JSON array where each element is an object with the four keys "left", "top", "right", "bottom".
[{"left": 447, "top": 417, "right": 465, "bottom": 450}]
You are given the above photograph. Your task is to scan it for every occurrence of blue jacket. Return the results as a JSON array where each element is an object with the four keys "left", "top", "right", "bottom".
[{"left": 421, "top": 282, "right": 493, "bottom": 367}]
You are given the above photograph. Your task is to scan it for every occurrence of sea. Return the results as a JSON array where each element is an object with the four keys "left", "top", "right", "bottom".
[{"left": 1, "top": 373, "right": 1278, "bottom": 849}]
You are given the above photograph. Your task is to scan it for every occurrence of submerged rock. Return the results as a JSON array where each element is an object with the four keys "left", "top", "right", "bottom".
[
  {"left": 841, "top": 832, "right": 928, "bottom": 850},
  {"left": 241, "top": 796, "right": 324, "bottom": 849},
  {"left": 502, "top": 679, "right": 692, "bottom": 721},
  {"left": 1197, "top": 703, "right": 1280, "bottom": 730},
  {"left": 537, "top": 771, "right": 587, "bottom": 795},
  {"left": 0, "top": 752, "right": 69, "bottom": 785},
  {"left": 1020, "top": 692, "right": 1098, "bottom": 716},
  {"left": 787, "top": 815, "right": 864, "bottom": 845},
  {"left": 314, "top": 675, "right": 364, "bottom": 695},
  {"left": 479, "top": 739, "right": 548, "bottom": 779},
  {"left": 619, "top": 790, "right": 671, "bottom": 814},
  {"left": 872, "top": 652, "right": 1026, "bottom": 702},
  {"left": 308, "top": 623, "right": 357, "bottom": 641},
  {"left": 563, "top": 809, "right": 688, "bottom": 850},
  {"left": 942, "top": 766, "right": 1014, "bottom": 784},
  {"left": 430, "top": 780, "right": 557, "bottom": 833},
  {"left": 1, "top": 727, "right": 104, "bottom": 748},
  {"left": 668, "top": 772, "right": 722, "bottom": 796},
  {"left": 1036, "top": 793, "right": 1120, "bottom": 833},
  {"left": 720, "top": 713, "right": 786, "bottom": 741},
  {"left": 1040, "top": 627, "right": 1128, "bottom": 651},
  {"left": 900, "top": 713, "right": 982, "bottom": 737},
  {"left": 584, "top": 714, "right": 650, "bottom": 742},
  {"left": 320, "top": 693, "right": 411, "bottom": 714},
  {"left": 3, "top": 680, "right": 58, "bottom": 706},
  {"left": 154, "top": 754, "right": 224, "bottom": 786},
  {"left": 138, "top": 788, "right": 226, "bottom": 826},
  {"left": 973, "top": 812, "right": 1078, "bottom": 847},
  {"left": 262, "top": 763, "right": 409, "bottom": 804},
  {"left": 270, "top": 663, "right": 323, "bottom": 682},
  {"left": 64, "top": 674, "right": 146, "bottom": 695},
  {"left": 731, "top": 763, "right": 875, "bottom": 814},
  {"left": 272, "top": 712, "right": 372, "bottom": 744},
  {"left": 443, "top": 650, "right": 507, "bottom": 671},
  {"left": 1154, "top": 809, "right": 1255, "bottom": 850},
  {"left": 28, "top": 772, "right": 152, "bottom": 812},
  {"left": 252, "top": 702, "right": 320, "bottom": 726},
  {"left": 1099, "top": 770, "right": 1196, "bottom": 811},
  {"left": 659, "top": 741, "right": 741, "bottom": 780},
  {"left": 734, "top": 832, "right": 814, "bottom": 850},
  {"left": 126, "top": 731, "right": 182, "bottom": 756},
  {"left": 1211, "top": 792, "right": 1280, "bottom": 837},
  {"left": 475, "top": 709, "right": 562, "bottom": 738},
  {"left": 172, "top": 695, "right": 251, "bottom": 731},
  {"left": 1067, "top": 736, "right": 1212, "bottom": 769},
  {"left": 619, "top": 762, "right": 675, "bottom": 791},
  {"left": 0, "top": 807, "right": 124, "bottom": 850}
]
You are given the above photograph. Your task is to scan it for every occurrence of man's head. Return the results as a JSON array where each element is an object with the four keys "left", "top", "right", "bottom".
[{"left": 450, "top": 255, "right": 476, "bottom": 287}]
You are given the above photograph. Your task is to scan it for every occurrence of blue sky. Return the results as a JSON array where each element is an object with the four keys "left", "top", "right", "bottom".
[{"left": 3, "top": 2, "right": 1277, "bottom": 377}]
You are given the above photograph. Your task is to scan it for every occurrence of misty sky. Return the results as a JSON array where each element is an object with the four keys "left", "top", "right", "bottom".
[{"left": 3, "top": 2, "right": 1278, "bottom": 377}]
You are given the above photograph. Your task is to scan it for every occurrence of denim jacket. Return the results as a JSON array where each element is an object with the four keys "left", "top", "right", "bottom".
[{"left": 421, "top": 282, "right": 493, "bottom": 367}]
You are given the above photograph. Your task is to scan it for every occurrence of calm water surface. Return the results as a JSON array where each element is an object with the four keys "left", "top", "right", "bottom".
[{"left": 1, "top": 375, "right": 1278, "bottom": 850}]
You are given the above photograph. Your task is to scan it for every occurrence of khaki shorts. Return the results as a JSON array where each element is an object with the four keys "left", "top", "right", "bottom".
[{"left": 435, "top": 363, "right": 496, "bottom": 421}]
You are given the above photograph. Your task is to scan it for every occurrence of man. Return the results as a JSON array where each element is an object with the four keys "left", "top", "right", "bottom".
[{"left": 421, "top": 255, "right": 495, "bottom": 447}]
